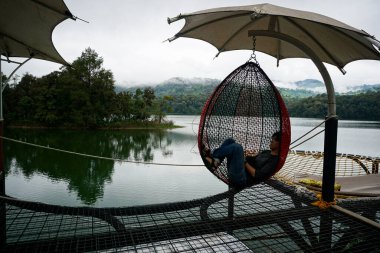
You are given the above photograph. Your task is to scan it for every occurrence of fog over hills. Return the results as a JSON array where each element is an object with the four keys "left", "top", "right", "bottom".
[
  {"left": 116, "top": 77, "right": 380, "bottom": 96},
  {"left": 162, "top": 77, "right": 220, "bottom": 86},
  {"left": 114, "top": 77, "right": 380, "bottom": 120}
]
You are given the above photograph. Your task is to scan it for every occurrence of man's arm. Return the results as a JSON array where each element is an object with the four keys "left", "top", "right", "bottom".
[{"left": 245, "top": 162, "right": 256, "bottom": 177}]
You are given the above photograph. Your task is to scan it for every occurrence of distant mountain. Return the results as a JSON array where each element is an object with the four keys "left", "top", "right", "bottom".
[
  {"left": 345, "top": 84, "right": 380, "bottom": 94},
  {"left": 277, "top": 87, "right": 318, "bottom": 98},
  {"left": 295, "top": 79, "right": 325, "bottom": 89},
  {"left": 114, "top": 77, "right": 379, "bottom": 120},
  {"left": 115, "top": 77, "right": 379, "bottom": 98},
  {"left": 162, "top": 77, "right": 220, "bottom": 86},
  {"left": 154, "top": 77, "right": 219, "bottom": 97},
  {"left": 114, "top": 85, "right": 131, "bottom": 93},
  {"left": 115, "top": 77, "right": 220, "bottom": 96}
]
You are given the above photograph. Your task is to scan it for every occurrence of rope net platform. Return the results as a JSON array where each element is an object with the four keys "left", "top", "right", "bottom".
[
  {"left": 0, "top": 176, "right": 379, "bottom": 252},
  {"left": 280, "top": 150, "right": 379, "bottom": 179},
  {"left": 0, "top": 135, "right": 379, "bottom": 252},
  {"left": 277, "top": 150, "right": 380, "bottom": 198}
]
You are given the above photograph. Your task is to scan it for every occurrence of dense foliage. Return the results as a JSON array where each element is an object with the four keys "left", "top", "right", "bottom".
[
  {"left": 121, "top": 82, "right": 380, "bottom": 121},
  {"left": 285, "top": 91, "right": 380, "bottom": 121},
  {"left": 3, "top": 48, "right": 378, "bottom": 125},
  {"left": 2, "top": 48, "right": 172, "bottom": 128}
]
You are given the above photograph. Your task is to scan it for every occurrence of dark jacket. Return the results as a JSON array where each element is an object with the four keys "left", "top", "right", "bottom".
[{"left": 246, "top": 150, "right": 279, "bottom": 182}]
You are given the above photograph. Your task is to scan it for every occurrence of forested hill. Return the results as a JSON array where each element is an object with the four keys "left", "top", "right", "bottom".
[{"left": 117, "top": 78, "right": 380, "bottom": 121}]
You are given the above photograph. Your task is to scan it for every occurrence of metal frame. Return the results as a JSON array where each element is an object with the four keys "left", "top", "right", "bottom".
[
  {"left": 0, "top": 56, "right": 33, "bottom": 121},
  {"left": 248, "top": 30, "right": 338, "bottom": 202}
]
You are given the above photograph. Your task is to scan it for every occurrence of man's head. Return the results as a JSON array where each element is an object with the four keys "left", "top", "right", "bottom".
[
  {"left": 270, "top": 132, "right": 280, "bottom": 153},
  {"left": 272, "top": 132, "right": 280, "bottom": 142}
]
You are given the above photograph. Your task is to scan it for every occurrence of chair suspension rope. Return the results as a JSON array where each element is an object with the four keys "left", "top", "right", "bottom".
[
  {"left": 290, "top": 129, "right": 325, "bottom": 150},
  {"left": 290, "top": 117, "right": 331, "bottom": 146}
]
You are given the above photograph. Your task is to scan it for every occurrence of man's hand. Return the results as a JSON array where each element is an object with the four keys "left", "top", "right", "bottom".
[{"left": 244, "top": 150, "right": 258, "bottom": 157}]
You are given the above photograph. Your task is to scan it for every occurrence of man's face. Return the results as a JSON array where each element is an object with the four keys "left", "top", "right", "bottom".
[{"left": 270, "top": 137, "right": 279, "bottom": 150}]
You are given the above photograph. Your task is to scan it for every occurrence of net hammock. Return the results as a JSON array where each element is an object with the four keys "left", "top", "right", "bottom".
[{"left": 198, "top": 61, "right": 291, "bottom": 186}]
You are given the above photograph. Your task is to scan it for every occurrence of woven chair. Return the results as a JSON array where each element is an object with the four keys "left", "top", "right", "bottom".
[{"left": 198, "top": 62, "right": 291, "bottom": 186}]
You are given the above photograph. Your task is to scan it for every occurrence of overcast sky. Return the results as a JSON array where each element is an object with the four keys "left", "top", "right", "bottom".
[{"left": 3, "top": 0, "right": 380, "bottom": 91}]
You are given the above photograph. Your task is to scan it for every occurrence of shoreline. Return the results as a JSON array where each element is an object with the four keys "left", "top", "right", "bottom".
[{"left": 4, "top": 123, "right": 184, "bottom": 131}]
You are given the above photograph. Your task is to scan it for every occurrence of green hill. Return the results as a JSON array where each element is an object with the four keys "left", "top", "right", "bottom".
[{"left": 115, "top": 79, "right": 380, "bottom": 120}]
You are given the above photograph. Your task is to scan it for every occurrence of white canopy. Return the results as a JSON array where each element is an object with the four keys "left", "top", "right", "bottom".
[
  {"left": 0, "top": 0, "right": 73, "bottom": 65},
  {"left": 168, "top": 3, "right": 380, "bottom": 70}
]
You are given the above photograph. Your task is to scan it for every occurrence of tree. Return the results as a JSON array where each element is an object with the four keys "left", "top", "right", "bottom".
[
  {"left": 7, "top": 73, "right": 38, "bottom": 121},
  {"left": 114, "top": 91, "right": 133, "bottom": 121},
  {"left": 132, "top": 88, "right": 145, "bottom": 120},
  {"left": 152, "top": 95, "right": 173, "bottom": 124},
  {"left": 60, "top": 47, "right": 116, "bottom": 127},
  {"left": 3, "top": 48, "right": 173, "bottom": 128}
]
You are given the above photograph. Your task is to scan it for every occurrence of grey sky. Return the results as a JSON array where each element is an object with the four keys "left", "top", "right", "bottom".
[{"left": 3, "top": 0, "right": 380, "bottom": 91}]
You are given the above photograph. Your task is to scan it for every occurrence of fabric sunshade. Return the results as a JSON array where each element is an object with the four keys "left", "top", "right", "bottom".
[
  {"left": 168, "top": 3, "right": 380, "bottom": 70},
  {"left": 0, "top": 0, "right": 73, "bottom": 65}
]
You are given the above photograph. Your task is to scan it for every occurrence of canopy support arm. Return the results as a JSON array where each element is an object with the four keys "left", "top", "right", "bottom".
[
  {"left": 249, "top": 30, "right": 337, "bottom": 202},
  {"left": 0, "top": 56, "right": 32, "bottom": 120},
  {"left": 1, "top": 57, "right": 32, "bottom": 92},
  {"left": 248, "top": 30, "right": 336, "bottom": 116},
  {"left": 0, "top": 58, "right": 2, "bottom": 121}
]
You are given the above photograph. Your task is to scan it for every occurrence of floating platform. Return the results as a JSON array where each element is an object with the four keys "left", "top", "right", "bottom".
[{"left": 0, "top": 178, "right": 379, "bottom": 252}]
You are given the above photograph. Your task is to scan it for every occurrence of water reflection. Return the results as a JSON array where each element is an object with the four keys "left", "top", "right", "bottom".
[
  {"left": 290, "top": 117, "right": 380, "bottom": 129},
  {"left": 336, "top": 120, "right": 380, "bottom": 129},
  {"left": 4, "top": 116, "right": 379, "bottom": 207},
  {"left": 4, "top": 129, "right": 175, "bottom": 205}
]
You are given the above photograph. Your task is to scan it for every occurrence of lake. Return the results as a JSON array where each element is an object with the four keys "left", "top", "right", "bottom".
[{"left": 3, "top": 116, "right": 380, "bottom": 207}]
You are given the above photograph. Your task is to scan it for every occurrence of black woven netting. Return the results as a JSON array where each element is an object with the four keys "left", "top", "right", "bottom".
[{"left": 198, "top": 62, "right": 291, "bottom": 185}]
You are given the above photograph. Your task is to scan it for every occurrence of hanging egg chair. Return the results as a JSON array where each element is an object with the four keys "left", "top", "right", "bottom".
[{"left": 198, "top": 61, "right": 291, "bottom": 186}]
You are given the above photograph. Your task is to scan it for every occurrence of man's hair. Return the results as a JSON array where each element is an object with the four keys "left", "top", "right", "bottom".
[{"left": 272, "top": 131, "right": 281, "bottom": 141}]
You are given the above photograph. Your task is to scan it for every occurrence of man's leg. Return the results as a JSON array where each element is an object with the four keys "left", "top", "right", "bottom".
[
  {"left": 213, "top": 139, "right": 247, "bottom": 187},
  {"left": 212, "top": 138, "right": 236, "bottom": 160}
]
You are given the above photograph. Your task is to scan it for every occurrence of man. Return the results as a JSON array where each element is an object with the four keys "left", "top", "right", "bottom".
[{"left": 204, "top": 132, "right": 280, "bottom": 188}]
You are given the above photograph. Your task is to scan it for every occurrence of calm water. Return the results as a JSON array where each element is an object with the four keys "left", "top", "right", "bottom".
[{"left": 3, "top": 116, "right": 380, "bottom": 207}]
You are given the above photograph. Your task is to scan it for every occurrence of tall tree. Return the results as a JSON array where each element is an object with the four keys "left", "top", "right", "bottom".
[
  {"left": 114, "top": 91, "right": 133, "bottom": 121},
  {"left": 152, "top": 95, "right": 173, "bottom": 124},
  {"left": 132, "top": 88, "right": 147, "bottom": 120},
  {"left": 61, "top": 48, "right": 116, "bottom": 127}
]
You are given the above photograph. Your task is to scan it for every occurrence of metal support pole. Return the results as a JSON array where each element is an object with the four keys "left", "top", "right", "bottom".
[
  {"left": 228, "top": 187, "right": 234, "bottom": 219},
  {"left": 372, "top": 160, "right": 379, "bottom": 174},
  {"left": 0, "top": 117, "right": 4, "bottom": 190},
  {"left": 0, "top": 56, "right": 33, "bottom": 249},
  {"left": 0, "top": 59, "right": 5, "bottom": 246},
  {"left": 0, "top": 120, "right": 5, "bottom": 249},
  {"left": 0, "top": 56, "right": 34, "bottom": 249},
  {"left": 0, "top": 58, "right": 6, "bottom": 249},
  {"left": 0, "top": 58, "right": 3, "bottom": 121},
  {"left": 322, "top": 116, "right": 338, "bottom": 202},
  {"left": 227, "top": 186, "right": 234, "bottom": 235},
  {"left": 319, "top": 212, "right": 333, "bottom": 250},
  {"left": 248, "top": 30, "right": 338, "bottom": 203},
  {"left": 0, "top": 120, "right": 3, "bottom": 177}
]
